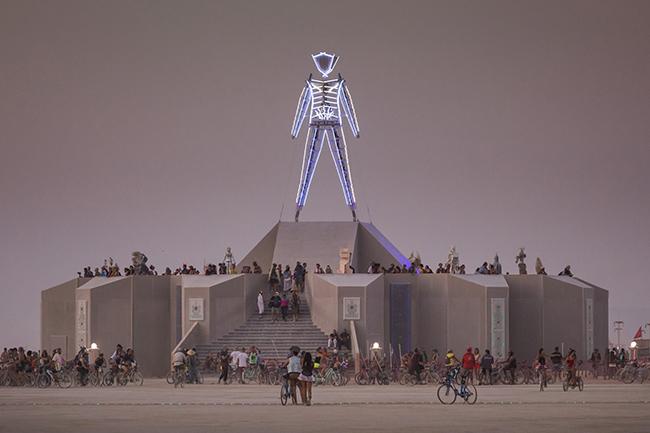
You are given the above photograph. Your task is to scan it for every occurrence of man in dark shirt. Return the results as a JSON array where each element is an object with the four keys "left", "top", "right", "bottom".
[
  {"left": 480, "top": 349, "right": 494, "bottom": 385},
  {"left": 409, "top": 348, "right": 424, "bottom": 383},
  {"left": 503, "top": 351, "right": 517, "bottom": 384},
  {"left": 550, "top": 347, "right": 563, "bottom": 380}
]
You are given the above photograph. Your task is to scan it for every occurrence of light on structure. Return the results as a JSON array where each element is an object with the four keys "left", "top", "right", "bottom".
[
  {"left": 90, "top": 342, "right": 98, "bottom": 350},
  {"left": 630, "top": 341, "right": 637, "bottom": 349},
  {"left": 371, "top": 342, "right": 381, "bottom": 351}
]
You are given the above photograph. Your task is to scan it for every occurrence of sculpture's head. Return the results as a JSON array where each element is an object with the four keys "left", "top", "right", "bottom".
[{"left": 312, "top": 51, "right": 339, "bottom": 77}]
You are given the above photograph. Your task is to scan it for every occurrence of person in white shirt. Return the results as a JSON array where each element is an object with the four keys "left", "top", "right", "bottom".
[
  {"left": 52, "top": 349, "right": 65, "bottom": 371},
  {"left": 236, "top": 348, "right": 248, "bottom": 384}
]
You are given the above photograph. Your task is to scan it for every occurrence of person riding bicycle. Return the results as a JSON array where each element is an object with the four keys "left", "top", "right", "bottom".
[
  {"left": 75, "top": 347, "right": 90, "bottom": 386},
  {"left": 565, "top": 348, "right": 577, "bottom": 386},
  {"left": 172, "top": 348, "right": 187, "bottom": 378},
  {"left": 39, "top": 350, "right": 52, "bottom": 374},
  {"left": 120, "top": 348, "right": 136, "bottom": 375},
  {"left": 94, "top": 352, "right": 105, "bottom": 374}
]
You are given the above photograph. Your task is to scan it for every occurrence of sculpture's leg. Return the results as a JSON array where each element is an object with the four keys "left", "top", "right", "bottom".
[
  {"left": 328, "top": 126, "right": 357, "bottom": 221},
  {"left": 295, "top": 126, "right": 324, "bottom": 222}
]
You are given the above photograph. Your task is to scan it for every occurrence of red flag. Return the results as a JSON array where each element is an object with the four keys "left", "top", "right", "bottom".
[{"left": 633, "top": 326, "right": 643, "bottom": 339}]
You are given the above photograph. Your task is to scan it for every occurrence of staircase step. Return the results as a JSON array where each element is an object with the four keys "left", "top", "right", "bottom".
[{"left": 193, "top": 295, "right": 329, "bottom": 361}]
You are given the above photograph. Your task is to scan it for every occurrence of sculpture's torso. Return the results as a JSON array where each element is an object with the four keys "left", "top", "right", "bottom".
[{"left": 309, "top": 78, "right": 341, "bottom": 124}]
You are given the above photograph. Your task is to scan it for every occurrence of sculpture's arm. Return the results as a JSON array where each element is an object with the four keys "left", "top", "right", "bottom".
[
  {"left": 290, "top": 80, "right": 312, "bottom": 139},
  {"left": 339, "top": 79, "right": 360, "bottom": 138}
]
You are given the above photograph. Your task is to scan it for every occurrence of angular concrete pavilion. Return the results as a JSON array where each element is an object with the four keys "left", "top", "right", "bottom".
[{"left": 42, "top": 221, "right": 608, "bottom": 376}]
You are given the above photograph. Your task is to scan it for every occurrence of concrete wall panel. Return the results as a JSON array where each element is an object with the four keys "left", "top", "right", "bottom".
[
  {"left": 308, "top": 274, "right": 339, "bottom": 335},
  {"left": 132, "top": 276, "right": 170, "bottom": 377},
  {"left": 209, "top": 275, "right": 247, "bottom": 340},
  {"left": 89, "top": 278, "right": 133, "bottom": 356},
  {"left": 41, "top": 278, "right": 79, "bottom": 359},
  {"left": 411, "top": 274, "right": 448, "bottom": 354},
  {"left": 447, "top": 277, "right": 485, "bottom": 352},
  {"left": 506, "top": 275, "right": 544, "bottom": 360},
  {"left": 542, "top": 277, "right": 583, "bottom": 359}
]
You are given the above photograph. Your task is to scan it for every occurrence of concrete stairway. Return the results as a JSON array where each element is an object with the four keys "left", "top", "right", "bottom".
[{"left": 195, "top": 295, "right": 329, "bottom": 363}]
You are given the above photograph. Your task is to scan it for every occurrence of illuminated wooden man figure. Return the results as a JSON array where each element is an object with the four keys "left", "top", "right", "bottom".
[{"left": 291, "top": 52, "right": 361, "bottom": 222}]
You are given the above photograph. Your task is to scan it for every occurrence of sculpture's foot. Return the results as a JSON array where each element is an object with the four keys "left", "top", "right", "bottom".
[
  {"left": 295, "top": 208, "right": 301, "bottom": 222},
  {"left": 351, "top": 209, "right": 358, "bottom": 222}
]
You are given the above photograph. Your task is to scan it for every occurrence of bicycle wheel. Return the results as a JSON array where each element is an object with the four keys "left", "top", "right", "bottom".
[
  {"left": 131, "top": 372, "right": 144, "bottom": 386},
  {"left": 166, "top": 371, "right": 175, "bottom": 385},
  {"left": 514, "top": 369, "right": 525, "bottom": 385},
  {"left": 174, "top": 371, "right": 184, "bottom": 388},
  {"left": 280, "top": 384, "right": 288, "bottom": 406},
  {"left": 405, "top": 374, "right": 417, "bottom": 386},
  {"left": 577, "top": 377, "right": 584, "bottom": 392},
  {"left": 437, "top": 383, "right": 457, "bottom": 405},
  {"left": 562, "top": 381, "right": 568, "bottom": 392},
  {"left": 37, "top": 374, "right": 51, "bottom": 388},
  {"left": 331, "top": 371, "right": 342, "bottom": 386},
  {"left": 463, "top": 384, "right": 478, "bottom": 404},
  {"left": 622, "top": 370, "right": 636, "bottom": 384},
  {"left": 102, "top": 372, "right": 115, "bottom": 386},
  {"left": 354, "top": 372, "right": 368, "bottom": 385},
  {"left": 256, "top": 371, "right": 265, "bottom": 385},
  {"left": 116, "top": 373, "right": 128, "bottom": 387},
  {"left": 59, "top": 372, "right": 73, "bottom": 389},
  {"left": 429, "top": 372, "right": 442, "bottom": 385}
]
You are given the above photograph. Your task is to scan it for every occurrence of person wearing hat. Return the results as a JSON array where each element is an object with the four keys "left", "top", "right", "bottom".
[{"left": 187, "top": 348, "right": 198, "bottom": 384}]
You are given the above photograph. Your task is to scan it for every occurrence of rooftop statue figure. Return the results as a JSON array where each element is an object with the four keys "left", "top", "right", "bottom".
[
  {"left": 131, "top": 251, "right": 151, "bottom": 275},
  {"left": 446, "top": 246, "right": 459, "bottom": 274},
  {"left": 223, "top": 247, "right": 236, "bottom": 274},
  {"left": 492, "top": 254, "right": 502, "bottom": 275},
  {"left": 515, "top": 248, "right": 527, "bottom": 275},
  {"left": 291, "top": 52, "right": 361, "bottom": 222},
  {"left": 535, "top": 257, "right": 547, "bottom": 275}
]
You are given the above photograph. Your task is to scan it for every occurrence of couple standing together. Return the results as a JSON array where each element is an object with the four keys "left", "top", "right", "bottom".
[{"left": 286, "top": 348, "right": 314, "bottom": 406}]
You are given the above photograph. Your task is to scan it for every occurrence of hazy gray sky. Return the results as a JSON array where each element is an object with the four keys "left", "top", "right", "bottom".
[{"left": 1, "top": 0, "right": 648, "bottom": 348}]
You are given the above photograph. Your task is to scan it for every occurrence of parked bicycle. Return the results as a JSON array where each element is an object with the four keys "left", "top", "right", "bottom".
[
  {"left": 279, "top": 368, "right": 290, "bottom": 406},
  {"left": 37, "top": 368, "right": 72, "bottom": 389},
  {"left": 436, "top": 366, "right": 477, "bottom": 405}
]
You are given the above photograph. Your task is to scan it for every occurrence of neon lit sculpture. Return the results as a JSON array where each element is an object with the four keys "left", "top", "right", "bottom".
[{"left": 291, "top": 52, "right": 360, "bottom": 222}]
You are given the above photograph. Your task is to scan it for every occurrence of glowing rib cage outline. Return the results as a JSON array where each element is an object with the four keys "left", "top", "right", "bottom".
[{"left": 290, "top": 52, "right": 360, "bottom": 222}]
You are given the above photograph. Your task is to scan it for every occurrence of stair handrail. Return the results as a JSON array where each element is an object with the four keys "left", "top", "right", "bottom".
[
  {"left": 271, "top": 339, "right": 280, "bottom": 359},
  {"left": 171, "top": 322, "right": 201, "bottom": 364},
  {"left": 349, "top": 320, "right": 361, "bottom": 374}
]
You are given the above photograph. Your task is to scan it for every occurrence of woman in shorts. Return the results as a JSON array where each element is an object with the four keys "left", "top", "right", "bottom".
[{"left": 298, "top": 352, "right": 315, "bottom": 406}]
